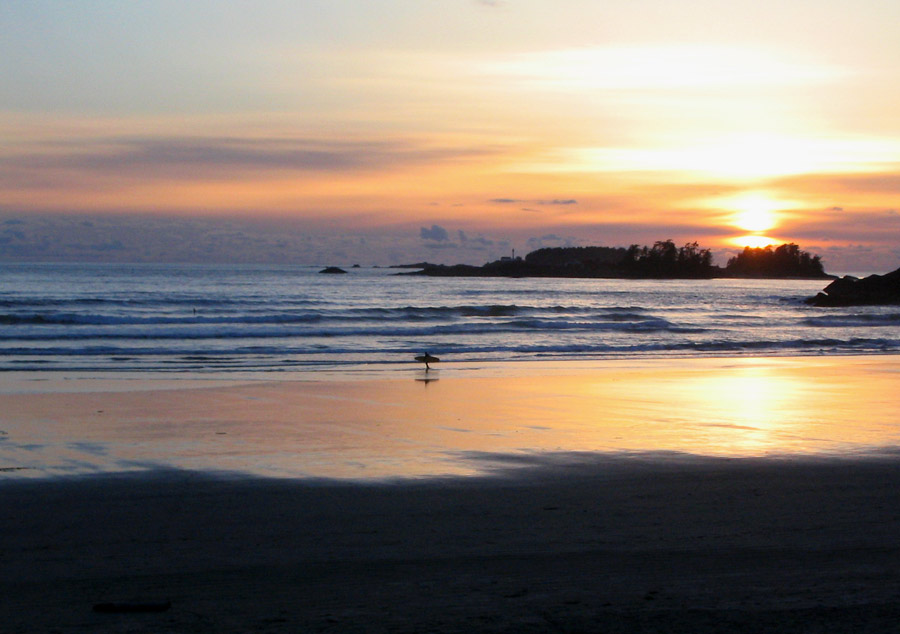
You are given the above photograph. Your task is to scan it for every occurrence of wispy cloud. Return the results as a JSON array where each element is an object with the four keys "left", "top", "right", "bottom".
[
  {"left": 540, "top": 199, "right": 577, "bottom": 205},
  {"left": 783, "top": 208, "right": 900, "bottom": 243},
  {"left": 773, "top": 172, "right": 900, "bottom": 196},
  {"left": 489, "top": 198, "right": 578, "bottom": 205},
  {"left": 2, "top": 136, "right": 498, "bottom": 182}
]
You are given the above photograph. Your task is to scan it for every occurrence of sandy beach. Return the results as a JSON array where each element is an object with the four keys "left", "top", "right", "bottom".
[{"left": 4, "top": 356, "right": 900, "bottom": 632}]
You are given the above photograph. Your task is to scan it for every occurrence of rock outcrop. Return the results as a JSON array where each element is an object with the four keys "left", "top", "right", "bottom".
[{"left": 807, "top": 268, "right": 900, "bottom": 306}]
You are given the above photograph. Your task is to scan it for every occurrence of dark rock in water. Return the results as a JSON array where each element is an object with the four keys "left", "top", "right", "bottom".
[
  {"left": 807, "top": 268, "right": 900, "bottom": 306},
  {"left": 319, "top": 267, "right": 347, "bottom": 274}
]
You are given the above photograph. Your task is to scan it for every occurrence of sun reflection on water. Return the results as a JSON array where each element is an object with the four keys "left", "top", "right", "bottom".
[{"left": 675, "top": 366, "right": 800, "bottom": 454}]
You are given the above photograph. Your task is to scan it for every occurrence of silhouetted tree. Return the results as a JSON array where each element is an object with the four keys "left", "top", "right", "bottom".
[
  {"left": 620, "top": 239, "right": 715, "bottom": 278},
  {"left": 726, "top": 243, "right": 825, "bottom": 277}
]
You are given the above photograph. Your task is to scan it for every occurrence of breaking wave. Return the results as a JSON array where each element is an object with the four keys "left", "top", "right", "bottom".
[{"left": 1, "top": 262, "right": 893, "bottom": 371}]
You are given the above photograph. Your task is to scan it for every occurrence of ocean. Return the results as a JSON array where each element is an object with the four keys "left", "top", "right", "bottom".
[{"left": 1, "top": 261, "right": 897, "bottom": 374}]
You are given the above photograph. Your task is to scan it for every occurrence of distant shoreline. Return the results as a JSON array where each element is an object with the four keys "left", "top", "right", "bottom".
[
  {"left": 396, "top": 261, "right": 834, "bottom": 280},
  {"left": 393, "top": 242, "right": 833, "bottom": 280}
]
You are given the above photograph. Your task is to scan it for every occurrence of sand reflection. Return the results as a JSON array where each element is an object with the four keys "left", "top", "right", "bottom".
[
  {"left": 2, "top": 356, "right": 900, "bottom": 479},
  {"left": 628, "top": 364, "right": 807, "bottom": 454}
]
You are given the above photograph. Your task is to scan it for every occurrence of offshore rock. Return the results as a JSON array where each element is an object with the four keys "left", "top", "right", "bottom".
[
  {"left": 807, "top": 268, "right": 900, "bottom": 306},
  {"left": 319, "top": 266, "right": 348, "bottom": 274}
]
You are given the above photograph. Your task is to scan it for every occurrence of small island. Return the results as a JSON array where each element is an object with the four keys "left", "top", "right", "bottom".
[
  {"left": 403, "top": 241, "right": 830, "bottom": 280},
  {"left": 319, "top": 266, "right": 348, "bottom": 274}
]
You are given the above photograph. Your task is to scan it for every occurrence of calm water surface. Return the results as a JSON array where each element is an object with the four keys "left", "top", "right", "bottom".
[{"left": 2, "top": 262, "right": 898, "bottom": 373}]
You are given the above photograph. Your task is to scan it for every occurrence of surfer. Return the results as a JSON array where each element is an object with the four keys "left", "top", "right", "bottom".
[{"left": 415, "top": 352, "right": 439, "bottom": 371}]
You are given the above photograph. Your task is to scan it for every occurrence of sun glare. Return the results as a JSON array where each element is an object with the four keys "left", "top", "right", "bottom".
[
  {"left": 735, "top": 208, "right": 776, "bottom": 232},
  {"left": 702, "top": 191, "right": 796, "bottom": 232},
  {"left": 731, "top": 235, "right": 780, "bottom": 248},
  {"left": 695, "top": 191, "right": 795, "bottom": 249}
]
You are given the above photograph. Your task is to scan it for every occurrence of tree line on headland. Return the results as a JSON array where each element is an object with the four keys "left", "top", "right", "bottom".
[{"left": 403, "top": 240, "right": 829, "bottom": 279}]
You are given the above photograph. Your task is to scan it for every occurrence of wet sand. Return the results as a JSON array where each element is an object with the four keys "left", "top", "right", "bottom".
[
  {"left": 3, "top": 355, "right": 900, "bottom": 479},
  {"left": 3, "top": 356, "right": 900, "bottom": 631},
  {"left": 5, "top": 460, "right": 900, "bottom": 632}
]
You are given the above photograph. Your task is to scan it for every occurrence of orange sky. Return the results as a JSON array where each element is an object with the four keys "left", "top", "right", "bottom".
[{"left": 1, "top": 1, "right": 899, "bottom": 270}]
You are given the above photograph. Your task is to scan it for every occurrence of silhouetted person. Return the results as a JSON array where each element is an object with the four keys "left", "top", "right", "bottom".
[{"left": 415, "top": 352, "right": 439, "bottom": 371}]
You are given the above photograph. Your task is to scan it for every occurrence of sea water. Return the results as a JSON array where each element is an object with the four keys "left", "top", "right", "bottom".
[
  {"left": 1, "top": 261, "right": 898, "bottom": 374},
  {"left": 3, "top": 261, "right": 900, "bottom": 478}
]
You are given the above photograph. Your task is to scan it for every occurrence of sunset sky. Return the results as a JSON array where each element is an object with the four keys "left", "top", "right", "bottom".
[{"left": 2, "top": 0, "right": 899, "bottom": 271}]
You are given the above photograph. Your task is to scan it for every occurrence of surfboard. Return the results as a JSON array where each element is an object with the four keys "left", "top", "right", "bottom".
[{"left": 415, "top": 354, "right": 440, "bottom": 364}]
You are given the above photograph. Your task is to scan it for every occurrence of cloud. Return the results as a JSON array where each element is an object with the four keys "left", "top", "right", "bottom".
[
  {"left": 782, "top": 208, "right": 900, "bottom": 243},
  {"left": 489, "top": 197, "right": 578, "bottom": 205},
  {"left": 798, "top": 243, "right": 900, "bottom": 274},
  {"left": 420, "top": 224, "right": 450, "bottom": 241},
  {"left": 2, "top": 136, "right": 498, "bottom": 183},
  {"left": 0, "top": 213, "right": 419, "bottom": 265},
  {"left": 773, "top": 172, "right": 900, "bottom": 196},
  {"left": 457, "top": 229, "right": 494, "bottom": 248},
  {"left": 526, "top": 234, "right": 576, "bottom": 249}
]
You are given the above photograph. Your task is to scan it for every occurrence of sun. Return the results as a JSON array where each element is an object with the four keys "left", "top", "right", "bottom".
[
  {"left": 705, "top": 190, "right": 796, "bottom": 230},
  {"left": 730, "top": 235, "right": 780, "bottom": 248},
  {"left": 696, "top": 190, "right": 796, "bottom": 249},
  {"left": 729, "top": 193, "right": 781, "bottom": 231},
  {"left": 702, "top": 189, "right": 799, "bottom": 238},
  {"left": 700, "top": 191, "right": 792, "bottom": 233},
  {"left": 734, "top": 208, "right": 776, "bottom": 232}
]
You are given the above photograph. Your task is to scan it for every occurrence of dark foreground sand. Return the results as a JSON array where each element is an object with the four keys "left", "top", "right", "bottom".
[{"left": 5, "top": 455, "right": 900, "bottom": 633}]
